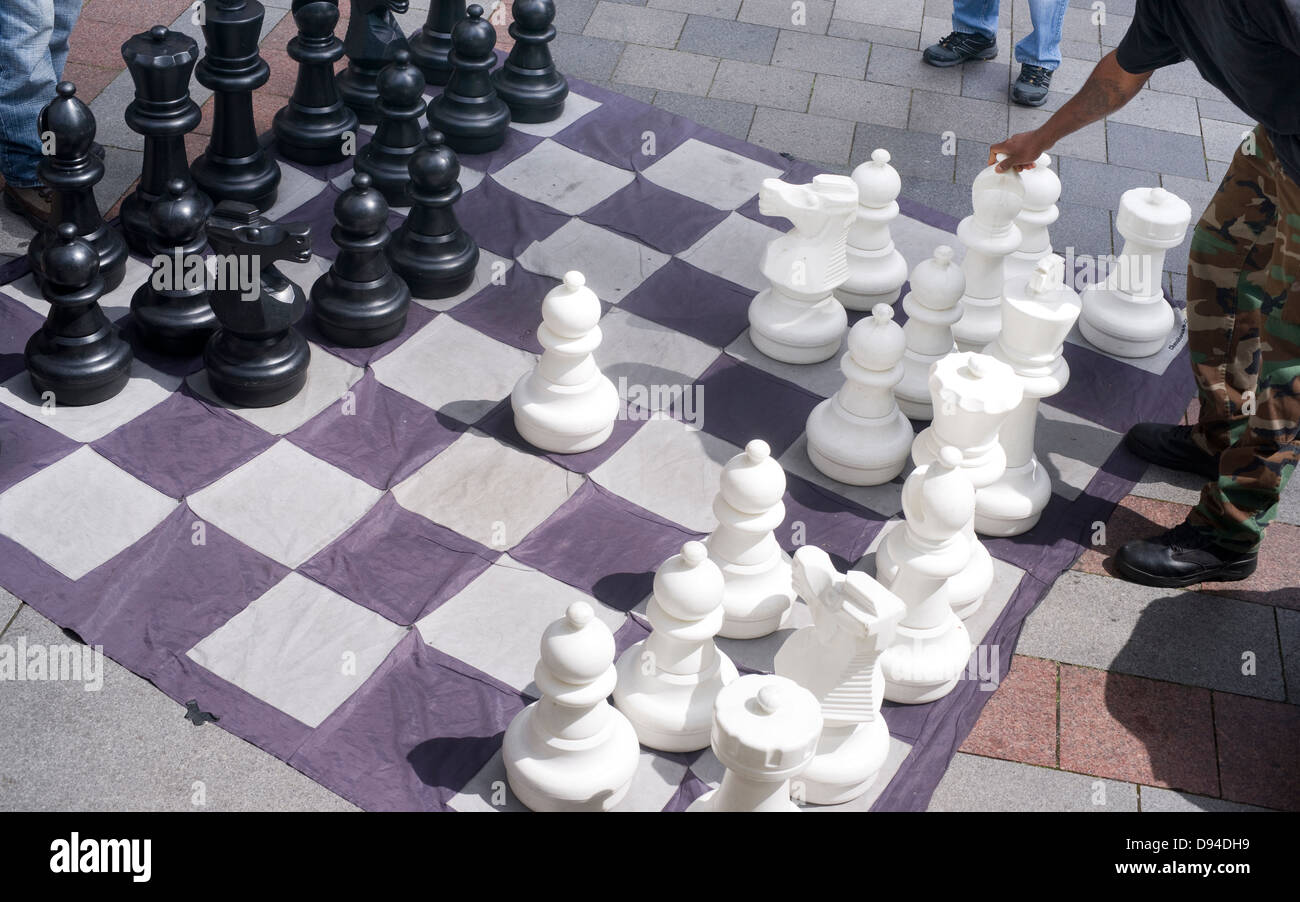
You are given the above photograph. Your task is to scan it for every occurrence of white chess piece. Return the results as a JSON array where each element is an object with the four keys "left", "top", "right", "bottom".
[
  {"left": 805, "top": 303, "right": 913, "bottom": 485},
  {"left": 686, "top": 674, "right": 822, "bottom": 812},
  {"left": 511, "top": 270, "right": 619, "bottom": 453},
  {"left": 613, "top": 541, "right": 738, "bottom": 752},
  {"left": 910, "top": 352, "right": 1022, "bottom": 619},
  {"left": 1078, "top": 185, "right": 1191, "bottom": 358},
  {"left": 875, "top": 447, "right": 975, "bottom": 704},
  {"left": 706, "top": 439, "right": 796, "bottom": 640},
  {"left": 894, "top": 245, "right": 966, "bottom": 420},
  {"left": 836, "top": 148, "right": 908, "bottom": 311},
  {"left": 1004, "top": 153, "right": 1060, "bottom": 284},
  {"left": 502, "top": 601, "right": 640, "bottom": 812},
  {"left": 975, "top": 255, "right": 1082, "bottom": 536},
  {"left": 747, "top": 174, "right": 858, "bottom": 364},
  {"left": 774, "top": 545, "right": 904, "bottom": 804},
  {"left": 952, "top": 157, "right": 1025, "bottom": 352}
]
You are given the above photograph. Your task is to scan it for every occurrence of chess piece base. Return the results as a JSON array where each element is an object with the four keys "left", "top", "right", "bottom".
[
  {"left": 502, "top": 705, "right": 640, "bottom": 812},
  {"left": 948, "top": 536, "right": 993, "bottom": 620},
  {"left": 204, "top": 328, "right": 310, "bottom": 407},
  {"left": 427, "top": 97, "right": 511, "bottom": 155},
  {"left": 311, "top": 275, "right": 411, "bottom": 348},
  {"left": 613, "top": 644, "right": 738, "bottom": 753},
  {"left": 336, "top": 68, "right": 382, "bottom": 124},
  {"left": 511, "top": 373, "right": 619, "bottom": 454},
  {"left": 493, "top": 69, "right": 568, "bottom": 124},
  {"left": 748, "top": 290, "right": 846, "bottom": 365},
  {"left": 895, "top": 395, "right": 932, "bottom": 420},
  {"left": 190, "top": 150, "right": 281, "bottom": 213},
  {"left": 709, "top": 548, "right": 795, "bottom": 640},
  {"left": 130, "top": 284, "right": 217, "bottom": 356},
  {"left": 387, "top": 232, "right": 479, "bottom": 299},
  {"left": 835, "top": 247, "right": 907, "bottom": 312},
  {"left": 806, "top": 399, "right": 912, "bottom": 486},
  {"left": 272, "top": 106, "right": 358, "bottom": 166},
  {"left": 952, "top": 298, "right": 1002, "bottom": 353},
  {"left": 799, "top": 718, "right": 890, "bottom": 805},
  {"left": 1078, "top": 288, "right": 1175, "bottom": 358},
  {"left": 974, "top": 457, "right": 1051, "bottom": 537},
  {"left": 25, "top": 329, "right": 132, "bottom": 407},
  {"left": 880, "top": 618, "right": 972, "bottom": 704}
]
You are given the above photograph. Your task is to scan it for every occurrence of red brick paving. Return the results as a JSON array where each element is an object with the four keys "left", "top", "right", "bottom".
[
  {"left": 1213, "top": 692, "right": 1300, "bottom": 811},
  {"left": 62, "top": 61, "right": 119, "bottom": 105},
  {"left": 82, "top": 0, "right": 194, "bottom": 29},
  {"left": 960, "top": 655, "right": 1058, "bottom": 767},
  {"left": 68, "top": 19, "right": 144, "bottom": 71}
]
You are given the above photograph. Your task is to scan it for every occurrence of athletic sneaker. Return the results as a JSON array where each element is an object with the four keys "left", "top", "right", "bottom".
[{"left": 922, "top": 31, "right": 998, "bottom": 67}]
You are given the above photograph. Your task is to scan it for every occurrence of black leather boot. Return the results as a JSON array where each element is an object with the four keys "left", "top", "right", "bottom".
[
  {"left": 1124, "top": 423, "right": 1220, "bottom": 480},
  {"left": 1114, "top": 521, "right": 1258, "bottom": 588}
]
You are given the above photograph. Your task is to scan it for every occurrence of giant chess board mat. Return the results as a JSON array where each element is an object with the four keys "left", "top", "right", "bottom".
[{"left": 0, "top": 77, "right": 1195, "bottom": 811}]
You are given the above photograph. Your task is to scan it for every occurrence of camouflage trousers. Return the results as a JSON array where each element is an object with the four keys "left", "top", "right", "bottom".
[{"left": 1186, "top": 125, "right": 1300, "bottom": 552}]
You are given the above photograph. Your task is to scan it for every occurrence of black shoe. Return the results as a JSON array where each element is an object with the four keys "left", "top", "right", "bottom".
[
  {"left": 2, "top": 183, "right": 54, "bottom": 231},
  {"left": 1114, "top": 521, "right": 1257, "bottom": 588},
  {"left": 923, "top": 31, "right": 998, "bottom": 67},
  {"left": 1011, "top": 63, "right": 1052, "bottom": 106},
  {"left": 1124, "top": 422, "right": 1220, "bottom": 481}
]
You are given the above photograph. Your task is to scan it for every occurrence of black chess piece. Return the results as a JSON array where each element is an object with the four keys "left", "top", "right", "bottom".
[
  {"left": 203, "top": 201, "right": 313, "bottom": 407},
  {"left": 426, "top": 4, "right": 510, "bottom": 155},
  {"left": 273, "top": 0, "right": 360, "bottom": 165},
  {"left": 131, "top": 179, "right": 217, "bottom": 355},
  {"left": 491, "top": 0, "right": 566, "bottom": 123},
  {"left": 387, "top": 128, "right": 478, "bottom": 298},
  {"left": 311, "top": 172, "right": 411, "bottom": 346},
  {"left": 26, "top": 223, "right": 133, "bottom": 406},
  {"left": 190, "top": 0, "right": 282, "bottom": 212},
  {"left": 27, "top": 83, "right": 128, "bottom": 293},
  {"left": 355, "top": 50, "right": 426, "bottom": 206},
  {"left": 337, "top": 0, "right": 410, "bottom": 125},
  {"left": 120, "top": 25, "right": 212, "bottom": 257},
  {"left": 408, "top": 0, "right": 465, "bottom": 86}
]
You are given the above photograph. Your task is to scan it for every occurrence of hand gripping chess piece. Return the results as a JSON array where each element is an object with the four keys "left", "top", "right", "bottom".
[
  {"left": 1003, "top": 153, "right": 1060, "bottom": 284},
  {"left": 910, "top": 352, "right": 1022, "bottom": 619},
  {"left": 25, "top": 223, "right": 133, "bottom": 407},
  {"left": 836, "top": 149, "right": 908, "bottom": 311},
  {"left": 511, "top": 271, "right": 619, "bottom": 453},
  {"left": 338, "top": 0, "right": 410, "bottom": 125},
  {"left": 408, "top": 0, "right": 466, "bottom": 86},
  {"left": 426, "top": 4, "right": 512, "bottom": 155},
  {"left": 894, "top": 245, "right": 966, "bottom": 420},
  {"left": 747, "top": 174, "right": 858, "bottom": 365},
  {"left": 273, "top": 0, "right": 360, "bottom": 165},
  {"left": 774, "top": 545, "right": 904, "bottom": 804},
  {"left": 805, "top": 303, "right": 914, "bottom": 486},
  {"left": 687, "top": 674, "right": 822, "bottom": 812},
  {"left": 131, "top": 179, "right": 217, "bottom": 355},
  {"left": 1078, "top": 185, "right": 1191, "bottom": 358},
  {"left": 502, "top": 602, "right": 640, "bottom": 812},
  {"left": 203, "top": 202, "right": 313, "bottom": 407},
  {"left": 975, "top": 255, "right": 1081, "bottom": 536},
  {"left": 706, "top": 440, "right": 796, "bottom": 640},
  {"left": 491, "top": 0, "right": 568, "bottom": 124},
  {"left": 951, "top": 156, "right": 1024, "bottom": 352},
  {"left": 875, "top": 447, "right": 975, "bottom": 704},
  {"left": 613, "top": 541, "right": 738, "bottom": 753}
]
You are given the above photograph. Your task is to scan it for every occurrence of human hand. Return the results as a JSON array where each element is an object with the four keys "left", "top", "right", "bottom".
[{"left": 989, "top": 130, "right": 1051, "bottom": 172}]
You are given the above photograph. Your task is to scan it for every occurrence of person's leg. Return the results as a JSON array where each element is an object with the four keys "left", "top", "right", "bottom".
[
  {"left": 50, "top": 0, "right": 81, "bottom": 81},
  {"left": 952, "top": 0, "right": 1001, "bottom": 39},
  {"left": 926, "top": 0, "right": 1001, "bottom": 66},
  {"left": 1014, "top": 0, "right": 1068, "bottom": 70},
  {"left": 0, "top": 0, "right": 59, "bottom": 189}
]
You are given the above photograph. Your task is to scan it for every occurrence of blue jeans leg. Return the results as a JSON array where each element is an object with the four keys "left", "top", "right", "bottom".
[
  {"left": 952, "top": 0, "right": 1001, "bottom": 40},
  {"left": 1014, "top": 0, "right": 1068, "bottom": 70},
  {"left": 0, "top": 0, "right": 81, "bottom": 188}
]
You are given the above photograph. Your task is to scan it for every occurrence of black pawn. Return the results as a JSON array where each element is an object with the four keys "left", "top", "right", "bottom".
[
  {"left": 131, "top": 179, "right": 217, "bottom": 355},
  {"left": 274, "top": 1, "right": 359, "bottom": 165},
  {"left": 27, "top": 83, "right": 128, "bottom": 293},
  {"left": 492, "top": 1, "right": 566, "bottom": 123},
  {"left": 355, "top": 50, "right": 426, "bottom": 206},
  {"left": 387, "top": 128, "right": 479, "bottom": 298},
  {"left": 427, "top": 4, "right": 510, "bottom": 155},
  {"left": 203, "top": 202, "right": 313, "bottom": 407},
  {"left": 311, "top": 172, "right": 411, "bottom": 346},
  {"left": 408, "top": 0, "right": 466, "bottom": 86},
  {"left": 337, "top": 0, "right": 410, "bottom": 125},
  {"left": 26, "top": 223, "right": 133, "bottom": 407},
  {"left": 120, "top": 25, "right": 212, "bottom": 257},
  {"left": 190, "top": 0, "right": 282, "bottom": 212}
]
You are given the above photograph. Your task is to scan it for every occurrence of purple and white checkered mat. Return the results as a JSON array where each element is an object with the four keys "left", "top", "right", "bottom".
[{"left": 0, "top": 79, "right": 1195, "bottom": 811}]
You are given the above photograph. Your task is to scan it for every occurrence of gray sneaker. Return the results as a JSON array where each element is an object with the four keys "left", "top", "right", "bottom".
[
  {"left": 923, "top": 31, "right": 998, "bottom": 67},
  {"left": 1011, "top": 64, "right": 1052, "bottom": 107}
]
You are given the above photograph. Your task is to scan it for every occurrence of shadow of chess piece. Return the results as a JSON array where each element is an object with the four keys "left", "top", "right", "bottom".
[
  {"left": 312, "top": 172, "right": 411, "bottom": 346},
  {"left": 338, "top": 0, "right": 411, "bottom": 125},
  {"left": 408, "top": 0, "right": 466, "bottom": 86},
  {"left": 387, "top": 128, "right": 479, "bottom": 298},
  {"left": 131, "top": 179, "right": 217, "bottom": 355},
  {"left": 27, "top": 83, "right": 128, "bottom": 293},
  {"left": 203, "top": 201, "right": 313, "bottom": 407},
  {"left": 355, "top": 50, "right": 426, "bottom": 206},
  {"left": 190, "top": 0, "right": 282, "bottom": 212},
  {"left": 492, "top": 0, "right": 567, "bottom": 124},
  {"left": 273, "top": 0, "right": 360, "bottom": 165},
  {"left": 426, "top": 4, "right": 510, "bottom": 154},
  {"left": 26, "top": 223, "right": 133, "bottom": 406},
  {"left": 120, "top": 25, "right": 212, "bottom": 257}
]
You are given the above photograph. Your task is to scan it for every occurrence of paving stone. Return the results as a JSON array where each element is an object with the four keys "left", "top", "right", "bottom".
[
  {"left": 1129, "top": 460, "right": 1205, "bottom": 507},
  {"left": 554, "top": 0, "right": 599, "bottom": 32},
  {"left": 585, "top": 79, "right": 658, "bottom": 104},
  {"left": 1008, "top": 106, "right": 1108, "bottom": 162},
  {"left": 676, "top": 14, "right": 778, "bottom": 64},
  {"left": 584, "top": 1, "right": 686, "bottom": 48},
  {"left": 867, "top": 43, "right": 963, "bottom": 95},
  {"left": 808, "top": 74, "right": 910, "bottom": 128},
  {"left": 1274, "top": 606, "right": 1300, "bottom": 707},
  {"left": 1060, "top": 38, "right": 1101, "bottom": 61},
  {"left": 908, "top": 89, "right": 1009, "bottom": 144},
  {"left": 613, "top": 44, "right": 720, "bottom": 95},
  {"left": 88, "top": 68, "right": 142, "bottom": 152},
  {"left": 1106, "top": 87, "right": 1202, "bottom": 136},
  {"left": 1019, "top": 569, "right": 1286, "bottom": 700},
  {"left": 1159, "top": 173, "right": 1222, "bottom": 219},
  {"left": 63, "top": 62, "right": 122, "bottom": 106},
  {"left": 1057, "top": 155, "right": 1159, "bottom": 210},
  {"left": 0, "top": 204, "right": 35, "bottom": 261},
  {"left": 748, "top": 107, "right": 854, "bottom": 168},
  {"left": 928, "top": 753, "right": 1139, "bottom": 811},
  {"left": 1202, "top": 118, "right": 1254, "bottom": 164},
  {"left": 709, "top": 58, "right": 813, "bottom": 112},
  {"left": 1146, "top": 58, "right": 1229, "bottom": 102},
  {"left": 1213, "top": 692, "right": 1300, "bottom": 811},
  {"left": 1107, "top": 121, "right": 1208, "bottom": 180},
  {"left": 959, "top": 655, "right": 1058, "bottom": 767},
  {"left": 961, "top": 59, "right": 1012, "bottom": 103},
  {"left": 853, "top": 121, "right": 955, "bottom": 182},
  {"left": 737, "top": 0, "right": 834, "bottom": 33},
  {"left": 551, "top": 30, "right": 627, "bottom": 82},
  {"left": 95, "top": 146, "right": 144, "bottom": 216},
  {"left": 1279, "top": 475, "right": 1300, "bottom": 527},
  {"left": 1139, "top": 787, "right": 1273, "bottom": 812},
  {"left": 955, "top": 138, "right": 991, "bottom": 186},
  {"left": 828, "top": 19, "right": 921, "bottom": 50},
  {"left": 653, "top": 91, "right": 755, "bottom": 140},
  {"left": 1052, "top": 184, "right": 1115, "bottom": 261},
  {"left": 834, "top": 0, "right": 925, "bottom": 32},
  {"left": 0, "top": 591, "right": 20, "bottom": 638},
  {"left": 899, "top": 175, "right": 969, "bottom": 217},
  {"left": 1197, "top": 97, "right": 1254, "bottom": 127},
  {"left": 771, "top": 29, "right": 871, "bottom": 78},
  {"left": 650, "top": 0, "right": 742, "bottom": 16}
]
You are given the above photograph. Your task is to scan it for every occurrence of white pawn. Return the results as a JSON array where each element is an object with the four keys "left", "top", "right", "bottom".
[
  {"left": 1004, "top": 153, "right": 1061, "bottom": 284},
  {"left": 502, "top": 601, "right": 640, "bottom": 812},
  {"left": 976, "top": 255, "right": 1082, "bottom": 536},
  {"left": 747, "top": 174, "right": 858, "bottom": 364},
  {"left": 614, "top": 541, "right": 739, "bottom": 752},
  {"left": 895, "top": 245, "right": 966, "bottom": 420},
  {"left": 706, "top": 439, "right": 795, "bottom": 640},
  {"left": 836, "top": 148, "right": 908, "bottom": 311},
  {"left": 875, "top": 447, "right": 974, "bottom": 704},
  {"left": 1079, "top": 185, "right": 1191, "bottom": 358},
  {"left": 911, "top": 352, "right": 1022, "bottom": 619},
  {"left": 687, "top": 674, "right": 822, "bottom": 812},
  {"left": 952, "top": 157, "right": 1025, "bottom": 352},
  {"left": 805, "top": 303, "right": 913, "bottom": 486},
  {"left": 774, "top": 545, "right": 904, "bottom": 804},
  {"left": 511, "top": 270, "right": 619, "bottom": 453}
]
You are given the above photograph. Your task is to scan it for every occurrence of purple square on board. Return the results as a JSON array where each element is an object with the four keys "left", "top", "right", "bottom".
[
  {"left": 473, "top": 396, "right": 648, "bottom": 474},
  {"left": 554, "top": 93, "right": 696, "bottom": 172},
  {"left": 301, "top": 298, "right": 437, "bottom": 369},
  {"left": 448, "top": 266, "right": 559, "bottom": 353},
  {"left": 0, "top": 296, "right": 44, "bottom": 381},
  {"left": 780, "top": 472, "right": 886, "bottom": 568},
  {"left": 509, "top": 480, "right": 701, "bottom": 612},
  {"left": 620, "top": 257, "right": 754, "bottom": 349},
  {"left": 451, "top": 126, "right": 543, "bottom": 173},
  {"left": 693, "top": 354, "right": 820, "bottom": 457},
  {"left": 1057, "top": 340, "right": 1194, "bottom": 433},
  {"left": 0, "top": 403, "right": 79, "bottom": 495},
  {"left": 580, "top": 177, "right": 729, "bottom": 255},
  {"left": 455, "top": 175, "right": 571, "bottom": 258}
]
